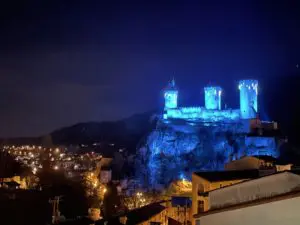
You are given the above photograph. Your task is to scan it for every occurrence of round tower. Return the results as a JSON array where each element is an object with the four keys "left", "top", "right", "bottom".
[
  {"left": 239, "top": 80, "right": 258, "bottom": 119},
  {"left": 164, "top": 78, "right": 178, "bottom": 109},
  {"left": 204, "top": 86, "right": 222, "bottom": 110}
]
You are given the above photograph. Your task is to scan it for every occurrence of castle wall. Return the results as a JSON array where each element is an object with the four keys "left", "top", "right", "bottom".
[{"left": 165, "top": 107, "right": 240, "bottom": 122}]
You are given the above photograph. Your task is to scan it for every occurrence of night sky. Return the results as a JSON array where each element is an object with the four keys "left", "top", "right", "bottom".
[{"left": 0, "top": 1, "right": 299, "bottom": 137}]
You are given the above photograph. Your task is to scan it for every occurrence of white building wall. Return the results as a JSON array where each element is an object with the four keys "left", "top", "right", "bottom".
[
  {"left": 210, "top": 172, "right": 300, "bottom": 209},
  {"left": 100, "top": 170, "right": 112, "bottom": 184},
  {"left": 197, "top": 195, "right": 300, "bottom": 225},
  {"left": 276, "top": 164, "right": 292, "bottom": 172}
]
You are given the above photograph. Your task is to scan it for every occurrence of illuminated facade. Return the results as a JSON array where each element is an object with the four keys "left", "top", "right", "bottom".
[
  {"left": 163, "top": 79, "right": 258, "bottom": 121},
  {"left": 204, "top": 86, "right": 222, "bottom": 110},
  {"left": 164, "top": 79, "right": 178, "bottom": 110},
  {"left": 239, "top": 80, "right": 258, "bottom": 119},
  {"left": 135, "top": 79, "right": 279, "bottom": 190}
]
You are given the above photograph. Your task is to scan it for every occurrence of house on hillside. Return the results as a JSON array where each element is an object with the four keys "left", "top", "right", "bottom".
[
  {"left": 225, "top": 155, "right": 292, "bottom": 173},
  {"left": 192, "top": 169, "right": 259, "bottom": 216},
  {"left": 0, "top": 181, "right": 20, "bottom": 190},
  {"left": 193, "top": 171, "right": 300, "bottom": 225},
  {"left": 120, "top": 202, "right": 166, "bottom": 225}
]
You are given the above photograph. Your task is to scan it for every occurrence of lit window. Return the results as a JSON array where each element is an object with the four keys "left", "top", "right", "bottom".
[{"left": 197, "top": 200, "right": 204, "bottom": 213}]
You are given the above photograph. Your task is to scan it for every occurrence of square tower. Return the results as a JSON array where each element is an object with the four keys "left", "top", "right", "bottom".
[
  {"left": 239, "top": 80, "right": 258, "bottom": 119},
  {"left": 164, "top": 79, "right": 178, "bottom": 109},
  {"left": 204, "top": 86, "right": 222, "bottom": 110}
]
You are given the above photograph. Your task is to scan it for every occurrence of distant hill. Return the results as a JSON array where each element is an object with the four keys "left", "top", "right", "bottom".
[
  {"left": 0, "top": 111, "right": 157, "bottom": 152},
  {"left": 51, "top": 110, "right": 157, "bottom": 146}
]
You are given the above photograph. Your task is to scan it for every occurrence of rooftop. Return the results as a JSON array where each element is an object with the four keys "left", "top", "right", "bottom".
[
  {"left": 2, "top": 181, "right": 20, "bottom": 187},
  {"left": 238, "top": 155, "right": 293, "bottom": 165},
  {"left": 194, "top": 188, "right": 300, "bottom": 218},
  {"left": 199, "top": 171, "right": 295, "bottom": 196},
  {"left": 252, "top": 155, "right": 277, "bottom": 161},
  {"left": 125, "top": 202, "right": 166, "bottom": 225},
  {"left": 101, "top": 166, "right": 112, "bottom": 171},
  {"left": 193, "top": 169, "right": 259, "bottom": 182}
]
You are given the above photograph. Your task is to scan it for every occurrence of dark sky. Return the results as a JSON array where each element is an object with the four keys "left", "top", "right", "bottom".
[{"left": 0, "top": 0, "right": 299, "bottom": 137}]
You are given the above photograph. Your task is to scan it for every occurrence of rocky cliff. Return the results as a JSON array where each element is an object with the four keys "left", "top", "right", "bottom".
[{"left": 135, "top": 119, "right": 278, "bottom": 190}]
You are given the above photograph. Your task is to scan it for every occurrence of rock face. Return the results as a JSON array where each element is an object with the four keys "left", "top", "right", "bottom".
[{"left": 135, "top": 120, "right": 278, "bottom": 190}]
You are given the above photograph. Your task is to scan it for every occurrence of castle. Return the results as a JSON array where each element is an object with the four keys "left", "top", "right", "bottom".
[
  {"left": 163, "top": 79, "right": 258, "bottom": 122},
  {"left": 135, "top": 79, "right": 281, "bottom": 188},
  {"left": 160, "top": 79, "right": 280, "bottom": 159},
  {"left": 163, "top": 79, "right": 277, "bottom": 134}
]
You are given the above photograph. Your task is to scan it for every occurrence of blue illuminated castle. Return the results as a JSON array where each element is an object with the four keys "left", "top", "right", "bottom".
[
  {"left": 135, "top": 79, "right": 280, "bottom": 189},
  {"left": 163, "top": 79, "right": 258, "bottom": 122}
]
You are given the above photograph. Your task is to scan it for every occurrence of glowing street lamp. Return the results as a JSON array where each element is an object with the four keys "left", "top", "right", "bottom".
[
  {"left": 32, "top": 167, "right": 37, "bottom": 174},
  {"left": 93, "top": 181, "right": 98, "bottom": 188}
]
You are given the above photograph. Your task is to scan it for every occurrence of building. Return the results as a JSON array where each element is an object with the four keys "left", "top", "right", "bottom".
[
  {"left": 121, "top": 202, "right": 167, "bottom": 225},
  {"left": 0, "top": 176, "right": 27, "bottom": 189},
  {"left": 170, "top": 197, "right": 192, "bottom": 224},
  {"left": 100, "top": 166, "right": 112, "bottom": 184},
  {"left": 119, "top": 200, "right": 192, "bottom": 225},
  {"left": 192, "top": 170, "right": 259, "bottom": 216},
  {"left": 135, "top": 79, "right": 282, "bottom": 189},
  {"left": 162, "top": 79, "right": 278, "bottom": 136},
  {"left": 0, "top": 181, "right": 20, "bottom": 190},
  {"left": 193, "top": 171, "right": 300, "bottom": 225},
  {"left": 225, "top": 155, "right": 292, "bottom": 173},
  {"left": 164, "top": 79, "right": 260, "bottom": 122},
  {"left": 162, "top": 79, "right": 279, "bottom": 157},
  {"left": 100, "top": 157, "right": 113, "bottom": 167}
]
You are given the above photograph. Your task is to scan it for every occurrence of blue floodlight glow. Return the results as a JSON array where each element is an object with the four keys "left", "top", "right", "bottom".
[
  {"left": 239, "top": 80, "right": 258, "bottom": 119},
  {"left": 164, "top": 79, "right": 178, "bottom": 109},
  {"left": 179, "top": 173, "right": 189, "bottom": 181},
  {"left": 135, "top": 79, "right": 279, "bottom": 189},
  {"left": 245, "top": 136, "right": 278, "bottom": 157},
  {"left": 165, "top": 107, "right": 240, "bottom": 121},
  {"left": 162, "top": 80, "right": 260, "bottom": 121},
  {"left": 164, "top": 91, "right": 178, "bottom": 109},
  {"left": 204, "top": 86, "right": 222, "bottom": 110}
]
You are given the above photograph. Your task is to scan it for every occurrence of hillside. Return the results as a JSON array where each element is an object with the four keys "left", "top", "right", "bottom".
[
  {"left": 51, "top": 111, "right": 156, "bottom": 146},
  {"left": 0, "top": 111, "right": 157, "bottom": 151}
]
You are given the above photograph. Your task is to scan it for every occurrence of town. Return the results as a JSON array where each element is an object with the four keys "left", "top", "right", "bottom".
[
  {"left": 1, "top": 1, "right": 300, "bottom": 225},
  {"left": 1, "top": 79, "right": 299, "bottom": 225}
]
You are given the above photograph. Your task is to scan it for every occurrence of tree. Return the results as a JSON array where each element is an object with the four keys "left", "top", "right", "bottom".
[
  {"left": 38, "top": 170, "right": 88, "bottom": 218},
  {"left": 102, "top": 182, "right": 121, "bottom": 218},
  {"left": 41, "top": 134, "right": 53, "bottom": 148},
  {"left": 0, "top": 151, "right": 23, "bottom": 178}
]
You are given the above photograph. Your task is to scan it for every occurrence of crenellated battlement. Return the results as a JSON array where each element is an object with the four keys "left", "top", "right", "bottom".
[
  {"left": 163, "top": 79, "right": 258, "bottom": 121},
  {"left": 164, "top": 107, "right": 240, "bottom": 122}
]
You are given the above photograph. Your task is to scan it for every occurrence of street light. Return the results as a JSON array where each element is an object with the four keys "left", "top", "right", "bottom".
[
  {"left": 32, "top": 167, "right": 37, "bottom": 174},
  {"left": 93, "top": 182, "right": 98, "bottom": 188}
]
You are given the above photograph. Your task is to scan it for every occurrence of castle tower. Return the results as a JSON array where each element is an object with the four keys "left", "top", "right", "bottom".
[
  {"left": 239, "top": 80, "right": 258, "bottom": 119},
  {"left": 204, "top": 86, "right": 222, "bottom": 110},
  {"left": 164, "top": 78, "right": 178, "bottom": 109}
]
